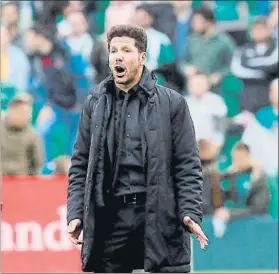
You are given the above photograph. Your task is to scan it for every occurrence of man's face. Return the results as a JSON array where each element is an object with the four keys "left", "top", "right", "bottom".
[
  {"left": 251, "top": 23, "right": 270, "bottom": 43},
  {"left": 67, "top": 12, "right": 88, "bottom": 36},
  {"left": 191, "top": 14, "right": 210, "bottom": 34},
  {"left": 188, "top": 74, "right": 210, "bottom": 97},
  {"left": 1, "top": 3, "right": 19, "bottom": 26},
  {"left": 8, "top": 104, "right": 32, "bottom": 128},
  {"left": 269, "top": 80, "right": 278, "bottom": 109},
  {"left": 172, "top": 1, "right": 192, "bottom": 11},
  {"left": 0, "top": 24, "right": 10, "bottom": 48},
  {"left": 108, "top": 36, "right": 146, "bottom": 85},
  {"left": 133, "top": 9, "right": 153, "bottom": 29},
  {"left": 232, "top": 149, "right": 250, "bottom": 170}
]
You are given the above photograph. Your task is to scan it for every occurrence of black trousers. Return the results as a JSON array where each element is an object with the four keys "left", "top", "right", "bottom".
[{"left": 93, "top": 201, "right": 145, "bottom": 273}]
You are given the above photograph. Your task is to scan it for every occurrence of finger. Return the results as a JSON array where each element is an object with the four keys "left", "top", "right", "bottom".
[
  {"left": 198, "top": 235, "right": 208, "bottom": 246},
  {"left": 197, "top": 235, "right": 208, "bottom": 250},
  {"left": 68, "top": 223, "right": 75, "bottom": 233},
  {"left": 197, "top": 236, "right": 207, "bottom": 250},
  {"left": 68, "top": 234, "right": 78, "bottom": 245},
  {"left": 195, "top": 229, "right": 208, "bottom": 242}
]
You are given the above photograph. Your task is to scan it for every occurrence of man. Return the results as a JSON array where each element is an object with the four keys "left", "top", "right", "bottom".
[
  {"left": 133, "top": 4, "right": 175, "bottom": 71},
  {"left": 180, "top": 5, "right": 235, "bottom": 91},
  {"left": 67, "top": 25, "right": 207, "bottom": 273},
  {"left": 1, "top": 1, "right": 22, "bottom": 47},
  {"left": 171, "top": 0, "right": 193, "bottom": 62},
  {"left": 231, "top": 16, "right": 278, "bottom": 113},
  {"left": 241, "top": 78, "right": 278, "bottom": 176},
  {"left": 1, "top": 94, "right": 44, "bottom": 175},
  {"left": 186, "top": 72, "right": 228, "bottom": 159},
  {"left": 212, "top": 142, "right": 269, "bottom": 237},
  {"left": 24, "top": 24, "right": 91, "bottom": 162},
  {"left": 1, "top": 21, "right": 30, "bottom": 93}
]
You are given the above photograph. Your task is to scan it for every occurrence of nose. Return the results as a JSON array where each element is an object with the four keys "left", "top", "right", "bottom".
[{"left": 115, "top": 52, "right": 124, "bottom": 61}]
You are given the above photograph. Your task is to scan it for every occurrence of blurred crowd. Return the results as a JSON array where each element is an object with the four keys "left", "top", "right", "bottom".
[{"left": 1, "top": 1, "right": 278, "bottom": 225}]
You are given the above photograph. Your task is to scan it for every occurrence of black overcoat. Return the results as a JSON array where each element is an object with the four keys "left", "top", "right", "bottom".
[{"left": 67, "top": 67, "right": 203, "bottom": 273}]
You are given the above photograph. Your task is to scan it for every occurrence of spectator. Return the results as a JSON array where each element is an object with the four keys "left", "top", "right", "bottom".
[
  {"left": 180, "top": 5, "right": 236, "bottom": 91},
  {"left": 64, "top": 10, "right": 94, "bottom": 63},
  {"left": 0, "top": 95, "right": 44, "bottom": 175},
  {"left": 267, "top": 1, "right": 278, "bottom": 44},
  {"left": 133, "top": 4, "right": 175, "bottom": 71},
  {"left": 1, "top": 1, "right": 22, "bottom": 47},
  {"left": 0, "top": 21, "right": 30, "bottom": 92},
  {"left": 104, "top": 1, "right": 137, "bottom": 32},
  {"left": 241, "top": 78, "right": 278, "bottom": 176},
  {"left": 171, "top": 0, "right": 193, "bottom": 62},
  {"left": 56, "top": 1, "right": 84, "bottom": 39},
  {"left": 25, "top": 24, "right": 77, "bottom": 110},
  {"left": 137, "top": 1, "right": 177, "bottom": 41},
  {"left": 231, "top": 16, "right": 278, "bottom": 113},
  {"left": 213, "top": 142, "right": 269, "bottom": 227},
  {"left": 90, "top": 33, "right": 110, "bottom": 84},
  {"left": 24, "top": 24, "right": 84, "bottom": 162},
  {"left": 186, "top": 72, "right": 228, "bottom": 159}
]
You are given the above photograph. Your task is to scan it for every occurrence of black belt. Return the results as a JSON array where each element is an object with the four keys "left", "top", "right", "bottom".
[{"left": 111, "top": 192, "right": 146, "bottom": 206}]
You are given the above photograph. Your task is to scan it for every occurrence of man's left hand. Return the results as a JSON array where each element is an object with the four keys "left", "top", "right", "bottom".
[
  {"left": 183, "top": 216, "right": 209, "bottom": 250},
  {"left": 214, "top": 207, "right": 231, "bottom": 222}
]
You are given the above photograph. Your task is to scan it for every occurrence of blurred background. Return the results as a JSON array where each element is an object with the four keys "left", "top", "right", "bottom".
[{"left": 0, "top": 0, "right": 278, "bottom": 273}]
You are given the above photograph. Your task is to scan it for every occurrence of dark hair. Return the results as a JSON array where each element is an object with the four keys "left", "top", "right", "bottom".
[
  {"left": 234, "top": 142, "right": 250, "bottom": 153},
  {"left": 107, "top": 25, "right": 147, "bottom": 53},
  {"left": 9, "top": 97, "right": 32, "bottom": 108},
  {"left": 193, "top": 5, "right": 215, "bottom": 23},
  {"left": 1, "top": 1, "right": 19, "bottom": 10},
  {"left": 31, "top": 23, "right": 54, "bottom": 42}
]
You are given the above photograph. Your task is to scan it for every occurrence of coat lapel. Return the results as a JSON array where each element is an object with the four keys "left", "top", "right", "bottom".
[{"left": 105, "top": 92, "right": 115, "bottom": 169}]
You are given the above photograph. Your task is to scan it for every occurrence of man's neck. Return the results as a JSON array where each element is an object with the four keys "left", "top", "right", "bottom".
[
  {"left": 175, "top": 8, "right": 191, "bottom": 21},
  {"left": 115, "top": 67, "right": 144, "bottom": 93},
  {"left": 203, "top": 27, "right": 215, "bottom": 39}
]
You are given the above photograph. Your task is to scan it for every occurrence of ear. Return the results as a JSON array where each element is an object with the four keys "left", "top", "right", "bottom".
[{"left": 140, "top": 52, "right": 147, "bottom": 66}]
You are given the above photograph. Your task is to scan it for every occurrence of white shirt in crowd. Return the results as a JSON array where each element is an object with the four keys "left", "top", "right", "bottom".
[
  {"left": 186, "top": 91, "right": 228, "bottom": 147},
  {"left": 242, "top": 117, "right": 278, "bottom": 176},
  {"left": 66, "top": 33, "right": 93, "bottom": 62}
]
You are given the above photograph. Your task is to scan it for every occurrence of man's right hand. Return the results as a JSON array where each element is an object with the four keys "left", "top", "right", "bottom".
[{"left": 68, "top": 219, "right": 83, "bottom": 245}]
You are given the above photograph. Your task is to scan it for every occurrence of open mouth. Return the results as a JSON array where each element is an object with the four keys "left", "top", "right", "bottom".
[{"left": 114, "top": 65, "right": 126, "bottom": 77}]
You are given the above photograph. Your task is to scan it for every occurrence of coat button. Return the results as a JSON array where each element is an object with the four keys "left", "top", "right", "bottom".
[
  {"left": 126, "top": 133, "right": 130, "bottom": 137},
  {"left": 127, "top": 114, "right": 131, "bottom": 118},
  {"left": 95, "top": 125, "right": 99, "bottom": 128}
]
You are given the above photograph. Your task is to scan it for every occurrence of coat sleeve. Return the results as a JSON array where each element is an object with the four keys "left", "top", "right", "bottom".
[
  {"left": 67, "top": 95, "right": 92, "bottom": 225},
  {"left": 171, "top": 94, "right": 204, "bottom": 226}
]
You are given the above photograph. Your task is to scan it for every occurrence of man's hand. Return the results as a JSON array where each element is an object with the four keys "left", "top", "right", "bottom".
[
  {"left": 209, "top": 73, "right": 221, "bottom": 86},
  {"left": 68, "top": 219, "right": 83, "bottom": 245},
  {"left": 183, "top": 216, "right": 208, "bottom": 250},
  {"left": 214, "top": 207, "right": 231, "bottom": 222}
]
